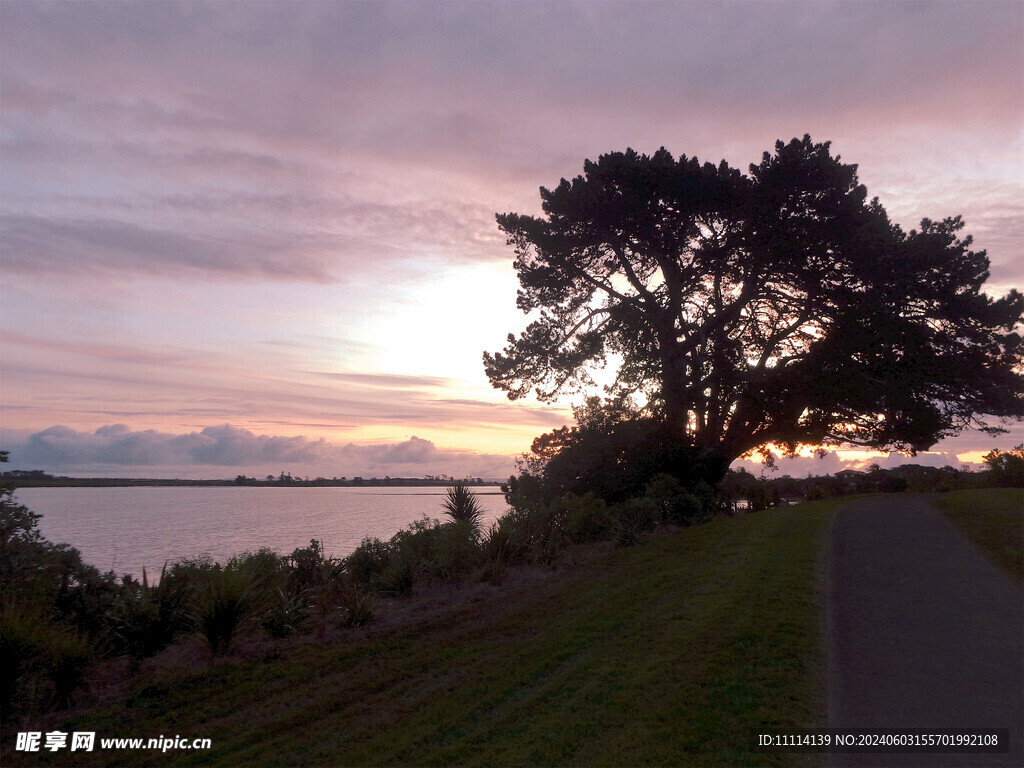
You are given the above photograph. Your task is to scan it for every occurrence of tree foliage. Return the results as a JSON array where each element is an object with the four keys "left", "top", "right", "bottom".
[
  {"left": 484, "top": 136, "right": 1023, "bottom": 464},
  {"left": 508, "top": 396, "right": 726, "bottom": 506},
  {"left": 983, "top": 444, "right": 1024, "bottom": 487}
]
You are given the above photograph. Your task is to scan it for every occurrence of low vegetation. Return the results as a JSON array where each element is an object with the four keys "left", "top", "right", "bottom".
[
  {"left": 5, "top": 496, "right": 841, "bottom": 767},
  {"left": 0, "top": 465, "right": 727, "bottom": 723}
]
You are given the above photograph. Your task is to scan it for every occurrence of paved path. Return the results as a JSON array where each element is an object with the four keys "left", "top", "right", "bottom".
[{"left": 827, "top": 495, "right": 1023, "bottom": 767}]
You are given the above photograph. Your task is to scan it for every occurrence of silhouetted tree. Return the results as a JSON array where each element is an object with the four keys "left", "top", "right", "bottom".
[
  {"left": 485, "top": 136, "right": 1023, "bottom": 467},
  {"left": 983, "top": 444, "right": 1024, "bottom": 487}
]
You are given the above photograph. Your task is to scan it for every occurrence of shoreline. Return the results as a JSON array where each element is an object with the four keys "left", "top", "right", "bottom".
[{"left": 2, "top": 476, "right": 504, "bottom": 490}]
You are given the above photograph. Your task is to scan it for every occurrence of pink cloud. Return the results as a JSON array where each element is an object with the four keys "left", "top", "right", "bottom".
[
  {"left": 1, "top": 2, "right": 1020, "bottom": 478},
  {"left": 5, "top": 424, "right": 515, "bottom": 480}
]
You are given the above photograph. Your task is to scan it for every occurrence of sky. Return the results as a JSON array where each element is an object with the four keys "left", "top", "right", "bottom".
[{"left": 1, "top": 0, "right": 1022, "bottom": 480}]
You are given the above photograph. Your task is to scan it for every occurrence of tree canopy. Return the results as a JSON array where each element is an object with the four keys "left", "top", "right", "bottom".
[{"left": 484, "top": 136, "right": 1023, "bottom": 464}]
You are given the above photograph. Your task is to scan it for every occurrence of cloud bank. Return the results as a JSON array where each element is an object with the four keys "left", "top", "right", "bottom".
[{"left": 2, "top": 424, "right": 516, "bottom": 480}]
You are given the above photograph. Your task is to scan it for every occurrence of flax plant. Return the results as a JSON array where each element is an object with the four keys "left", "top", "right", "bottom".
[{"left": 442, "top": 482, "right": 483, "bottom": 532}]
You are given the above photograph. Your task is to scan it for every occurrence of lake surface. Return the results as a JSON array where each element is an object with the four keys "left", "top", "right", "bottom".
[{"left": 16, "top": 486, "right": 509, "bottom": 580}]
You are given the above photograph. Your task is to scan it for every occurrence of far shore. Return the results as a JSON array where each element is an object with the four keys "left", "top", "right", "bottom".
[{"left": 2, "top": 472, "right": 504, "bottom": 490}]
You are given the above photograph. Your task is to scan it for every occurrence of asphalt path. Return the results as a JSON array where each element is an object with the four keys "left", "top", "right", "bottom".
[{"left": 826, "top": 494, "right": 1023, "bottom": 768}]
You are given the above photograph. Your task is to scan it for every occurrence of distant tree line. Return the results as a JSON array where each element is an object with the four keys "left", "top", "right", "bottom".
[
  {"left": 0, "top": 471, "right": 496, "bottom": 490},
  {"left": 241, "top": 473, "right": 491, "bottom": 488},
  {"left": 720, "top": 446, "right": 1024, "bottom": 511}
]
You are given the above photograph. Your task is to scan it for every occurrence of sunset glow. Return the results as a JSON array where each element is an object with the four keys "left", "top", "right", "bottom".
[{"left": 2, "top": 1, "right": 1021, "bottom": 479}]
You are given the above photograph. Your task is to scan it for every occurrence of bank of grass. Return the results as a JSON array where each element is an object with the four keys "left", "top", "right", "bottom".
[
  {"left": 10, "top": 499, "right": 839, "bottom": 768},
  {"left": 932, "top": 488, "right": 1023, "bottom": 584}
]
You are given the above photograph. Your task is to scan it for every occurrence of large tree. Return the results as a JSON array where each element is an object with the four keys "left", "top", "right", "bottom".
[{"left": 484, "top": 136, "right": 1023, "bottom": 464}]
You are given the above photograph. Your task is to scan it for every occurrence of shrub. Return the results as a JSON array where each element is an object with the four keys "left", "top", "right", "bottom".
[
  {"left": 482, "top": 504, "right": 568, "bottom": 565},
  {"left": 529, "top": 505, "right": 571, "bottom": 564},
  {"left": 344, "top": 537, "right": 392, "bottom": 591},
  {"left": 287, "top": 539, "right": 330, "bottom": 594},
  {"left": 161, "top": 555, "right": 218, "bottom": 590},
  {"left": 480, "top": 510, "right": 527, "bottom": 565},
  {"left": 378, "top": 547, "right": 418, "bottom": 595},
  {"left": 339, "top": 584, "right": 375, "bottom": 627},
  {"left": 261, "top": 587, "right": 310, "bottom": 639},
  {"left": 507, "top": 398, "right": 729, "bottom": 507},
  {"left": 442, "top": 482, "right": 484, "bottom": 531},
  {"left": 389, "top": 517, "right": 442, "bottom": 567},
  {"left": 307, "top": 558, "right": 346, "bottom": 638},
  {"left": 0, "top": 605, "right": 95, "bottom": 714},
  {"left": 235, "top": 548, "right": 287, "bottom": 589},
  {"left": 2, "top": 487, "right": 121, "bottom": 641},
  {"left": 613, "top": 498, "right": 658, "bottom": 547},
  {"left": 558, "top": 493, "right": 615, "bottom": 543},
  {"left": 478, "top": 554, "right": 508, "bottom": 586},
  {"left": 433, "top": 520, "right": 481, "bottom": 581},
  {"left": 644, "top": 474, "right": 711, "bottom": 526},
  {"left": 107, "top": 565, "right": 192, "bottom": 660},
  {"left": 195, "top": 561, "right": 261, "bottom": 655}
]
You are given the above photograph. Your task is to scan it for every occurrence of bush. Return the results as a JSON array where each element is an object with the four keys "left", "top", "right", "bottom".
[
  {"left": 613, "top": 498, "right": 658, "bottom": 547},
  {"left": 442, "top": 482, "right": 484, "bottom": 531},
  {"left": 433, "top": 521, "right": 480, "bottom": 581},
  {"left": 508, "top": 398, "right": 729, "bottom": 507},
  {"left": 261, "top": 587, "right": 310, "bottom": 639},
  {"left": 1, "top": 605, "right": 94, "bottom": 714},
  {"left": 339, "top": 584, "right": 375, "bottom": 627},
  {"left": 107, "top": 565, "right": 192, "bottom": 660},
  {"left": 308, "top": 558, "right": 346, "bottom": 638},
  {"left": 480, "top": 509, "right": 527, "bottom": 565},
  {"left": 195, "top": 561, "right": 262, "bottom": 655},
  {"left": 287, "top": 540, "right": 330, "bottom": 594},
  {"left": 344, "top": 537, "right": 392, "bottom": 591},
  {"left": 235, "top": 548, "right": 287, "bottom": 592},
  {"left": 483, "top": 503, "right": 573, "bottom": 566},
  {"left": 524, "top": 505, "right": 570, "bottom": 565},
  {"left": 558, "top": 493, "right": 615, "bottom": 543},
  {"left": 378, "top": 547, "right": 419, "bottom": 595},
  {"left": 389, "top": 517, "right": 442, "bottom": 568},
  {"left": 478, "top": 554, "right": 509, "bottom": 586},
  {"left": 645, "top": 474, "right": 712, "bottom": 526}
]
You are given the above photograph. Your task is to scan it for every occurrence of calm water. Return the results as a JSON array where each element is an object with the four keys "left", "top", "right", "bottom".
[{"left": 16, "top": 486, "right": 509, "bottom": 580}]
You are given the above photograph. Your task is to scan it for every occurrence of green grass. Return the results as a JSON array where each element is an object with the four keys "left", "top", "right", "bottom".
[
  {"left": 932, "top": 488, "right": 1023, "bottom": 584},
  {"left": 8, "top": 499, "right": 840, "bottom": 767}
]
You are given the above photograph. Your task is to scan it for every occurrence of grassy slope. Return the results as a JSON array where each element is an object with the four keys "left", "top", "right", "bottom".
[
  {"left": 932, "top": 488, "right": 1023, "bottom": 584},
  {"left": 10, "top": 500, "right": 839, "bottom": 768}
]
